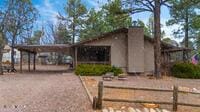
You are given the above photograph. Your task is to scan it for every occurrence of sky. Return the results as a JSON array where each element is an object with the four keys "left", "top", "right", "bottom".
[{"left": 0, "top": 0, "right": 180, "bottom": 42}]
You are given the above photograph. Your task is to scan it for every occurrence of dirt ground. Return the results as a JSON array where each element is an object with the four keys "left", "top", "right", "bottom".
[
  {"left": 0, "top": 72, "right": 93, "bottom": 112},
  {"left": 82, "top": 76, "right": 200, "bottom": 112}
]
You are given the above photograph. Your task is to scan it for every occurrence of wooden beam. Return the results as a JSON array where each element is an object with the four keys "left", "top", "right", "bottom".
[
  {"left": 28, "top": 52, "right": 30, "bottom": 72},
  {"left": 178, "top": 103, "right": 200, "bottom": 107},
  {"left": 33, "top": 53, "right": 36, "bottom": 71},
  {"left": 20, "top": 51, "right": 23, "bottom": 73},
  {"left": 104, "top": 85, "right": 173, "bottom": 92},
  {"left": 162, "top": 48, "right": 191, "bottom": 53},
  {"left": 103, "top": 98, "right": 172, "bottom": 105}
]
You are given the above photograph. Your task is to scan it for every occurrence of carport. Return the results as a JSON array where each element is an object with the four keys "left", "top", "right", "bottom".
[{"left": 14, "top": 44, "right": 71, "bottom": 72}]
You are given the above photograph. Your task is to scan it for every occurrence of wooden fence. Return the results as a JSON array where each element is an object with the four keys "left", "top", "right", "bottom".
[{"left": 93, "top": 81, "right": 200, "bottom": 111}]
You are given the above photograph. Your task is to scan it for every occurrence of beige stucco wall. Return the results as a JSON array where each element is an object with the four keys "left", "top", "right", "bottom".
[
  {"left": 79, "top": 28, "right": 155, "bottom": 73},
  {"left": 84, "top": 33, "right": 127, "bottom": 70},
  {"left": 127, "top": 28, "right": 144, "bottom": 73},
  {"left": 144, "top": 40, "right": 155, "bottom": 72}
]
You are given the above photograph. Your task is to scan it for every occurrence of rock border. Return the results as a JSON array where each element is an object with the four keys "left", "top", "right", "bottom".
[{"left": 79, "top": 76, "right": 93, "bottom": 104}]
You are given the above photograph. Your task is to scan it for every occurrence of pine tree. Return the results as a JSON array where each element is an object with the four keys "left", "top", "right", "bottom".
[
  {"left": 58, "top": 0, "right": 87, "bottom": 44},
  {"left": 80, "top": 0, "right": 132, "bottom": 40}
]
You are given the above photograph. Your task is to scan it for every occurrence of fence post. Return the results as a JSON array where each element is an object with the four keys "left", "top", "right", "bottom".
[
  {"left": 173, "top": 85, "right": 178, "bottom": 111},
  {"left": 97, "top": 81, "right": 103, "bottom": 109},
  {"left": 93, "top": 96, "right": 97, "bottom": 109}
]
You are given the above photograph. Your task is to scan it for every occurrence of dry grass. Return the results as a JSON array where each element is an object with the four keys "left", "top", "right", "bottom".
[{"left": 82, "top": 76, "right": 200, "bottom": 112}]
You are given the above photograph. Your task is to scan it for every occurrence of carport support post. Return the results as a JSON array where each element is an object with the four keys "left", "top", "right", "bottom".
[
  {"left": 20, "top": 51, "right": 23, "bottom": 73},
  {"left": 33, "top": 53, "right": 36, "bottom": 71},
  {"left": 73, "top": 47, "right": 78, "bottom": 68},
  {"left": 28, "top": 52, "right": 30, "bottom": 72}
]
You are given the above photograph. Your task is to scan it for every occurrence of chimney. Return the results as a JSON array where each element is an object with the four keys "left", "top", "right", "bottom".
[{"left": 127, "top": 27, "right": 144, "bottom": 73}]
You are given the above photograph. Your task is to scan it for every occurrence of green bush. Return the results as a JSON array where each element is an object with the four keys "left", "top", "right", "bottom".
[
  {"left": 171, "top": 62, "right": 200, "bottom": 79},
  {"left": 75, "top": 64, "right": 123, "bottom": 76},
  {"left": 111, "top": 66, "right": 123, "bottom": 76}
]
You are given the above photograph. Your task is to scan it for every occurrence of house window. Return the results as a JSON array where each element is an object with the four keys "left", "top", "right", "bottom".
[{"left": 77, "top": 46, "right": 110, "bottom": 64}]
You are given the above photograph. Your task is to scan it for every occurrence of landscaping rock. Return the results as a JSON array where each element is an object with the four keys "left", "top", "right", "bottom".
[
  {"left": 149, "top": 108, "right": 156, "bottom": 112},
  {"left": 155, "top": 108, "right": 161, "bottom": 112},
  {"left": 102, "top": 109, "right": 109, "bottom": 112},
  {"left": 121, "top": 106, "right": 126, "bottom": 110},
  {"left": 108, "top": 107, "right": 114, "bottom": 112},
  {"left": 115, "top": 110, "right": 122, "bottom": 112},
  {"left": 162, "top": 109, "right": 170, "bottom": 112},
  {"left": 128, "top": 107, "right": 136, "bottom": 112},
  {"left": 135, "top": 108, "right": 142, "bottom": 112},
  {"left": 143, "top": 108, "right": 149, "bottom": 112}
]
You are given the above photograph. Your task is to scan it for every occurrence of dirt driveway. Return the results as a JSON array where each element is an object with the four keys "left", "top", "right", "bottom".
[{"left": 0, "top": 73, "right": 93, "bottom": 112}]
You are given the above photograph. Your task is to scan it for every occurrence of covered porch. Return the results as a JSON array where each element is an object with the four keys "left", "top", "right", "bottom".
[{"left": 161, "top": 45, "right": 192, "bottom": 75}]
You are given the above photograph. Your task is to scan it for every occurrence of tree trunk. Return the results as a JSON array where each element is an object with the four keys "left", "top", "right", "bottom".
[
  {"left": 0, "top": 45, "right": 4, "bottom": 75},
  {"left": 72, "top": 19, "right": 75, "bottom": 44},
  {"left": 154, "top": 0, "right": 161, "bottom": 78},
  {"left": 0, "top": 32, "right": 5, "bottom": 75},
  {"left": 184, "top": 9, "right": 189, "bottom": 61},
  {"left": 11, "top": 36, "right": 15, "bottom": 71}
]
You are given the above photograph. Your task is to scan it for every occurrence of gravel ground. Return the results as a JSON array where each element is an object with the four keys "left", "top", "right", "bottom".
[
  {"left": 0, "top": 73, "right": 93, "bottom": 112},
  {"left": 82, "top": 76, "right": 200, "bottom": 112}
]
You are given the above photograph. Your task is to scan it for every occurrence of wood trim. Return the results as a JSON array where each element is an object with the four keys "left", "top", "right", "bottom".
[{"left": 77, "top": 61, "right": 110, "bottom": 65}]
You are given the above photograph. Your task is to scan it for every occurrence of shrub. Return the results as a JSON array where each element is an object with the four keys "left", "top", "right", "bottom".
[
  {"left": 171, "top": 62, "right": 200, "bottom": 79},
  {"left": 75, "top": 64, "right": 123, "bottom": 76},
  {"left": 111, "top": 66, "right": 123, "bottom": 76}
]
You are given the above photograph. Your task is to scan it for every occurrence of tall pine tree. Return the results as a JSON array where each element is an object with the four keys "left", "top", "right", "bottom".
[
  {"left": 167, "top": 0, "right": 200, "bottom": 59},
  {"left": 58, "top": 0, "right": 87, "bottom": 43},
  {"left": 80, "top": 0, "right": 132, "bottom": 40}
]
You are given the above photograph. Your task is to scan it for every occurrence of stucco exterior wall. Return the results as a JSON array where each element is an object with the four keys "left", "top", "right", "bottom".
[
  {"left": 84, "top": 33, "right": 127, "bottom": 70},
  {"left": 144, "top": 40, "right": 155, "bottom": 72},
  {"left": 127, "top": 28, "right": 144, "bottom": 73}
]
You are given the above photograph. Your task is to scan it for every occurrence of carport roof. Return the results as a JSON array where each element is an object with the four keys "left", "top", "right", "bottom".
[{"left": 14, "top": 44, "right": 71, "bottom": 53}]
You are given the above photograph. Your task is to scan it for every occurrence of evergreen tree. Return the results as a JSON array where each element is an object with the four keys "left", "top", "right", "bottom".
[
  {"left": 167, "top": 0, "right": 199, "bottom": 47},
  {"left": 58, "top": 0, "right": 87, "bottom": 43},
  {"left": 167, "top": 0, "right": 200, "bottom": 59},
  {"left": 80, "top": 0, "right": 132, "bottom": 40},
  {"left": 55, "top": 23, "right": 70, "bottom": 44},
  {"left": 27, "top": 30, "right": 43, "bottom": 45},
  {"left": 102, "top": 0, "right": 132, "bottom": 31},
  {"left": 79, "top": 8, "right": 105, "bottom": 40}
]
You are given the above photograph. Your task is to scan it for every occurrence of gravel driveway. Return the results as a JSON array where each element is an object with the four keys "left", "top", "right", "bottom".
[{"left": 0, "top": 73, "right": 93, "bottom": 112}]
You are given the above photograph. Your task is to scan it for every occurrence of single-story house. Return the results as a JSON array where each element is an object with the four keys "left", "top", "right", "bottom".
[
  {"left": 71, "top": 27, "right": 190, "bottom": 74},
  {"left": 14, "top": 27, "right": 190, "bottom": 73}
]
